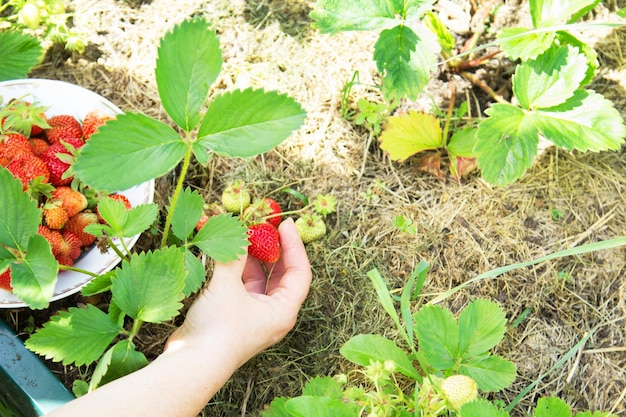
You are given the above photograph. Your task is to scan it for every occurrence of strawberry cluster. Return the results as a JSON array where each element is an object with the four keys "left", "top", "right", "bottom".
[
  {"left": 0, "top": 99, "right": 120, "bottom": 292},
  {"left": 196, "top": 181, "right": 335, "bottom": 264},
  {"left": 197, "top": 180, "right": 284, "bottom": 264}
]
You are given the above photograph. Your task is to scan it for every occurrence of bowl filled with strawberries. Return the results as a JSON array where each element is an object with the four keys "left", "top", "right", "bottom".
[{"left": 0, "top": 79, "right": 155, "bottom": 309}]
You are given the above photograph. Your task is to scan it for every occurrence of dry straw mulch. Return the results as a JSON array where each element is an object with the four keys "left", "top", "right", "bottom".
[{"left": 2, "top": 0, "right": 625, "bottom": 416}]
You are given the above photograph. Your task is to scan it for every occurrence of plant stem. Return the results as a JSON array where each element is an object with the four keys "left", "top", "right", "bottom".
[
  {"left": 128, "top": 319, "right": 144, "bottom": 342},
  {"left": 442, "top": 83, "right": 455, "bottom": 145},
  {"left": 160, "top": 137, "right": 194, "bottom": 248},
  {"left": 459, "top": 71, "right": 508, "bottom": 104},
  {"left": 58, "top": 264, "right": 100, "bottom": 277},
  {"left": 107, "top": 237, "right": 130, "bottom": 262}
]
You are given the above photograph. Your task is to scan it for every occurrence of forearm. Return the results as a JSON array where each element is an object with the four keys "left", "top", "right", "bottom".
[{"left": 46, "top": 340, "right": 242, "bottom": 417}]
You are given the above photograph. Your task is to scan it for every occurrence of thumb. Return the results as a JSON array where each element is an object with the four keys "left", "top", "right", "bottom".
[{"left": 209, "top": 253, "right": 249, "bottom": 290}]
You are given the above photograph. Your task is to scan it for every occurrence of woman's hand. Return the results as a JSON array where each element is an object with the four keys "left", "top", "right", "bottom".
[{"left": 165, "top": 217, "right": 312, "bottom": 365}]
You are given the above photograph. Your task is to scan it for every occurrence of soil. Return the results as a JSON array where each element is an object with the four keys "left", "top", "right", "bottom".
[{"left": 1, "top": 1, "right": 626, "bottom": 416}]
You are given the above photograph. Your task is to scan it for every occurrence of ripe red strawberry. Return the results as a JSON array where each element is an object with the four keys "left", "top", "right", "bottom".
[
  {"left": 246, "top": 222, "right": 281, "bottom": 263},
  {"left": 43, "top": 201, "right": 69, "bottom": 230},
  {"left": 82, "top": 110, "right": 113, "bottom": 140},
  {"left": 195, "top": 203, "right": 225, "bottom": 232},
  {"left": 64, "top": 212, "right": 98, "bottom": 247},
  {"left": 0, "top": 133, "right": 33, "bottom": 166},
  {"left": 244, "top": 197, "right": 283, "bottom": 228},
  {"left": 61, "top": 230, "right": 83, "bottom": 262},
  {"left": 195, "top": 214, "right": 210, "bottom": 232},
  {"left": 6, "top": 154, "right": 50, "bottom": 190},
  {"left": 51, "top": 186, "right": 88, "bottom": 217},
  {"left": 0, "top": 268, "right": 12, "bottom": 291},
  {"left": 40, "top": 142, "right": 74, "bottom": 186},
  {"left": 38, "top": 225, "right": 64, "bottom": 256},
  {"left": 29, "top": 138, "right": 50, "bottom": 156},
  {"left": 45, "top": 114, "right": 83, "bottom": 144},
  {"left": 109, "top": 193, "right": 131, "bottom": 209}
]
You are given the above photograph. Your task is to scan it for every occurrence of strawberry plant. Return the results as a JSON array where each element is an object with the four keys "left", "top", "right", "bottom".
[
  {"left": 311, "top": 0, "right": 626, "bottom": 186},
  {"left": 0, "top": 0, "right": 85, "bottom": 53},
  {"left": 0, "top": 16, "right": 307, "bottom": 390},
  {"left": 263, "top": 262, "right": 517, "bottom": 416},
  {"left": 262, "top": 261, "right": 619, "bottom": 416}
]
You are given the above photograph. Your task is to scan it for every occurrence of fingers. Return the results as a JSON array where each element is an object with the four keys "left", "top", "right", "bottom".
[{"left": 266, "top": 218, "right": 312, "bottom": 304}]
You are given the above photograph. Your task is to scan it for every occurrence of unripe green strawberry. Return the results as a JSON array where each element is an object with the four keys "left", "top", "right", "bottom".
[
  {"left": 294, "top": 213, "right": 326, "bottom": 243},
  {"left": 247, "top": 222, "right": 281, "bottom": 263},
  {"left": 18, "top": 3, "right": 41, "bottom": 29},
  {"left": 221, "top": 180, "right": 251, "bottom": 214},
  {"left": 440, "top": 375, "right": 478, "bottom": 411}
]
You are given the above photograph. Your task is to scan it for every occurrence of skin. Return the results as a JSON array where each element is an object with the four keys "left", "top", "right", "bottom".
[{"left": 47, "top": 218, "right": 312, "bottom": 417}]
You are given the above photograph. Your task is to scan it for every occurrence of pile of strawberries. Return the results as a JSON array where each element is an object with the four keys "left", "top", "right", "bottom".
[{"left": 0, "top": 99, "right": 125, "bottom": 292}]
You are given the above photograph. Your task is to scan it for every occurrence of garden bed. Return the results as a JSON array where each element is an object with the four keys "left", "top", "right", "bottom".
[{"left": 1, "top": 0, "right": 625, "bottom": 416}]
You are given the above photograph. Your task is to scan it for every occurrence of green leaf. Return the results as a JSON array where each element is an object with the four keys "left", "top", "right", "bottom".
[
  {"left": 0, "top": 30, "right": 43, "bottom": 81},
  {"left": 533, "top": 90, "right": 626, "bottom": 152},
  {"left": 25, "top": 305, "right": 121, "bottom": 366},
  {"left": 373, "top": 25, "right": 433, "bottom": 101},
  {"left": 460, "top": 398, "right": 509, "bottom": 417},
  {"left": 378, "top": 111, "right": 442, "bottom": 161},
  {"left": 11, "top": 234, "right": 58, "bottom": 310},
  {"left": 95, "top": 198, "right": 158, "bottom": 239},
  {"left": 475, "top": 103, "right": 540, "bottom": 186},
  {"left": 301, "top": 376, "right": 344, "bottom": 399},
  {"left": 340, "top": 334, "right": 421, "bottom": 380},
  {"left": 89, "top": 339, "right": 148, "bottom": 390},
  {"left": 155, "top": 18, "right": 222, "bottom": 132},
  {"left": 530, "top": 0, "right": 599, "bottom": 27},
  {"left": 285, "top": 396, "right": 360, "bottom": 417},
  {"left": 191, "top": 213, "right": 249, "bottom": 263},
  {"left": 459, "top": 355, "right": 517, "bottom": 392},
  {"left": 73, "top": 113, "right": 186, "bottom": 192},
  {"left": 513, "top": 45, "right": 588, "bottom": 109},
  {"left": 262, "top": 397, "right": 291, "bottom": 417},
  {"left": 423, "top": 11, "right": 455, "bottom": 53},
  {"left": 111, "top": 247, "right": 186, "bottom": 323},
  {"left": 555, "top": 31, "right": 598, "bottom": 87},
  {"left": 414, "top": 305, "right": 459, "bottom": 370},
  {"left": 184, "top": 249, "right": 206, "bottom": 297},
  {"left": 497, "top": 28, "right": 555, "bottom": 61},
  {"left": 197, "top": 88, "right": 306, "bottom": 158},
  {"left": 534, "top": 396, "right": 572, "bottom": 417},
  {"left": 0, "top": 167, "right": 40, "bottom": 250},
  {"left": 447, "top": 127, "right": 477, "bottom": 157},
  {"left": 171, "top": 187, "right": 205, "bottom": 241},
  {"left": 310, "top": 0, "right": 401, "bottom": 33},
  {"left": 458, "top": 299, "right": 507, "bottom": 359},
  {"left": 81, "top": 270, "right": 115, "bottom": 297},
  {"left": 575, "top": 412, "right": 615, "bottom": 417}
]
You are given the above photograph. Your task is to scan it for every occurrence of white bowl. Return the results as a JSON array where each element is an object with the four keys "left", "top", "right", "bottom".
[{"left": 0, "top": 79, "right": 155, "bottom": 309}]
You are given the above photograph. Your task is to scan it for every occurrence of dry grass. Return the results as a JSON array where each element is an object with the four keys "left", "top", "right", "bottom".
[{"left": 1, "top": 0, "right": 625, "bottom": 416}]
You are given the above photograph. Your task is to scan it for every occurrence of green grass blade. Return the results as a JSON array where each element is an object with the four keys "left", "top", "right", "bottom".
[
  {"left": 505, "top": 329, "right": 595, "bottom": 412},
  {"left": 428, "top": 237, "right": 626, "bottom": 305}
]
